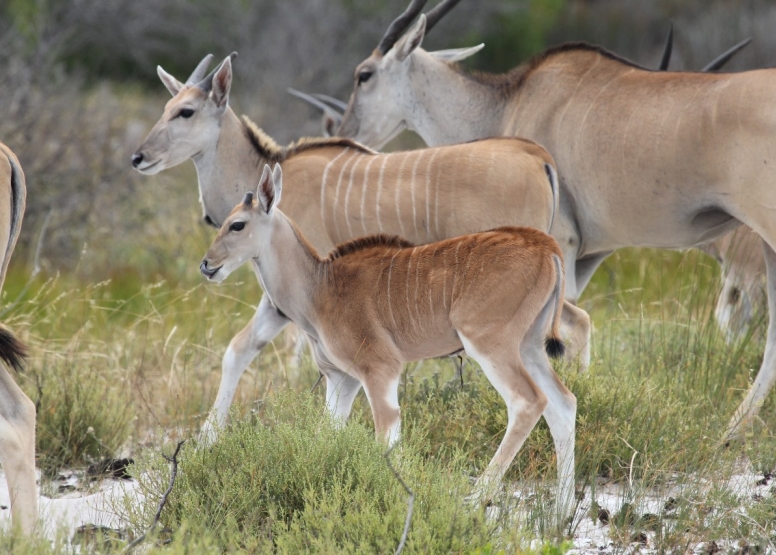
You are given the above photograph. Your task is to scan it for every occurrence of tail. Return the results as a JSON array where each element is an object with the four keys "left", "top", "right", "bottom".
[
  {"left": 544, "top": 163, "right": 559, "bottom": 235},
  {"left": 544, "top": 254, "right": 565, "bottom": 359},
  {"left": 0, "top": 324, "right": 26, "bottom": 372}
]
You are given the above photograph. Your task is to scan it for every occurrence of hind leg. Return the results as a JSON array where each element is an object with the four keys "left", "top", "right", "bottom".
[
  {"left": 726, "top": 240, "right": 776, "bottom": 439},
  {"left": 0, "top": 364, "right": 36, "bottom": 533},
  {"left": 522, "top": 302, "right": 577, "bottom": 520},
  {"left": 459, "top": 333, "right": 547, "bottom": 503}
]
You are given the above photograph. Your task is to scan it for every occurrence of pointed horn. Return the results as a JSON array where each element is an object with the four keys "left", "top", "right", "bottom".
[
  {"left": 243, "top": 191, "right": 254, "bottom": 205},
  {"left": 198, "top": 52, "right": 238, "bottom": 92},
  {"left": 659, "top": 22, "right": 673, "bottom": 71},
  {"left": 186, "top": 54, "right": 215, "bottom": 85},
  {"left": 377, "top": 0, "right": 428, "bottom": 55},
  {"left": 702, "top": 37, "right": 752, "bottom": 72},
  {"left": 425, "top": 0, "right": 464, "bottom": 33},
  {"left": 312, "top": 93, "right": 348, "bottom": 113},
  {"left": 287, "top": 88, "right": 344, "bottom": 122}
]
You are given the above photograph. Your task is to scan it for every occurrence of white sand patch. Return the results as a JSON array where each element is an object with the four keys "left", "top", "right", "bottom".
[{"left": 0, "top": 470, "right": 143, "bottom": 542}]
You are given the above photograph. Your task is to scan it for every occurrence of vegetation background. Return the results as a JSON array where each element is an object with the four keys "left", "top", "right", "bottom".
[{"left": 0, "top": 0, "right": 775, "bottom": 551}]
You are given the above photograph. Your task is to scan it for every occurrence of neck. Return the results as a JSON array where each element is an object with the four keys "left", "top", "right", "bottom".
[
  {"left": 254, "top": 210, "right": 323, "bottom": 330},
  {"left": 192, "top": 108, "right": 264, "bottom": 225},
  {"left": 407, "top": 51, "right": 508, "bottom": 146}
]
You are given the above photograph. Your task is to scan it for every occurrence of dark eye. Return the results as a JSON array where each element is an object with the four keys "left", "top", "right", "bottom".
[
  {"left": 357, "top": 71, "right": 372, "bottom": 85},
  {"left": 178, "top": 108, "right": 194, "bottom": 119},
  {"left": 229, "top": 221, "right": 245, "bottom": 232}
]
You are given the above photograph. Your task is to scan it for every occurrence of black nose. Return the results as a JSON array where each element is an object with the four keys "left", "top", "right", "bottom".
[
  {"left": 131, "top": 152, "right": 144, "bottom": 168},
  {"left": 200, "top": 261, "right": 220, "bottom": 279}
]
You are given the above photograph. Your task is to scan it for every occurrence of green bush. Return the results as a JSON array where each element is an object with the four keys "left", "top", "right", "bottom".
[{"left": 133, "top": 391, "right": 507, "bottom": 553}]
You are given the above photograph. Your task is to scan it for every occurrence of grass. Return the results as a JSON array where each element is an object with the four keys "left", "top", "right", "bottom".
[{"left": 0, "top": 198, "right": 774, "bottom": 551}]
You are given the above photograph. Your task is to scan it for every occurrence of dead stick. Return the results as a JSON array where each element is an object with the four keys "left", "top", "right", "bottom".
[
  {"left": 384, "top": 444, "right": 414, "bottom": 555},
  {"left": 310, "top": 372, "right": 323, "bottom": 392},
  {"left": 123, "top": 440, "right": 185, "bottom": 554}
]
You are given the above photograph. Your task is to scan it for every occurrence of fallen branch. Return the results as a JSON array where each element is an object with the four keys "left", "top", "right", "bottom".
[
  {"left": 123, "top": 440, "right": 185, "bottom": 554},
  {"left": 384, "top": 443, "right": 414, "bottom": 555}
]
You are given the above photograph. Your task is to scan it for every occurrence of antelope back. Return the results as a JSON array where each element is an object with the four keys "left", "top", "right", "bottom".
[{"left": 283, "top": 138, "right": 556, "bottom": 248}]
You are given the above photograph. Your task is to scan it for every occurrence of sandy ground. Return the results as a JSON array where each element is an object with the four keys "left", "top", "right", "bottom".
[
  {"left": 0, "top": 460, "right": 771, "bottom": 551},
  {"left": 0, "top": 469, "right": 140, "bottom": 542}
]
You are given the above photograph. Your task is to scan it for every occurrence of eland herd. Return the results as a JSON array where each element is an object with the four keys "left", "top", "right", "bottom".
[{"left": 1, "top": 0, "right": 775, "bottom": 534}]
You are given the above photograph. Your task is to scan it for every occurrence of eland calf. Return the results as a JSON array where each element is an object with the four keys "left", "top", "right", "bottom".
[{"left": 201, "top": 164, "right": 577, "bottom": 516}]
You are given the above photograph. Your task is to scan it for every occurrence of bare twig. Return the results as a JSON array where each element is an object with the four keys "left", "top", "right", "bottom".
[
  {"left": 310, "top": 372, "right": 323, "bottom": 392},
  {"left": 384, "top": 443, "right": 414, "bottom": 555},
  {"left": 123, "top": 440, "right": 185, "bottom": 554}
]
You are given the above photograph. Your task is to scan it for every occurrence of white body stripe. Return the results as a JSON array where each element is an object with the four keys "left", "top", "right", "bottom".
[
  {"left": 424, "top": 148, "right": 440, "bottom": 240},
  {"left": 375, "top": 154, "right": 390, "bottom": 233},
  {"left": 320, "top": 148, "right": 350, "bottom": 227},
  {"left": 359, "top": 156, "right": 377, "bottom": 235},
  {"left": 410, "top": 150, "right": 423, "bottom": 237},
  {"left": 343, "top": 155, "right": 364, "bottom": 238},
  {"left": 332, "top": 151, "right": 360, "bottom": 237}
]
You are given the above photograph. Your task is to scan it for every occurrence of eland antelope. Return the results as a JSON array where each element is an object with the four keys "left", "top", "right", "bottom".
[
  {"left": 0, "top": 142, "right": 33, "bottom": 533},
  {"left": 201, "top": 163, "right": 577, "bottom": 515},
  {"left": 330, "top": 0, "right": 776, "bottom": 440},
  {"left": 295, "top": 19, "right": 760, "bottom": 340},
  {"left": 131, "top": 54, "right": 591, "bottom": 444}
]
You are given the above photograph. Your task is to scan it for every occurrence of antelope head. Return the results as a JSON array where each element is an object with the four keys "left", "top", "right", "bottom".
[
  {"left": 200, "top": 164, "right": 283, "bottom": 283},
  {"left": 337, "top": 0, "right": 481, "bottom": 148},
  {"left": 131, "top": 53, "right": 237, "bottom": 174}
]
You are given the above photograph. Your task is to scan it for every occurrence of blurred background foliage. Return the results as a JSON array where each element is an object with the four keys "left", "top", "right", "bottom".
[{"left": 0, "top": 0, "right": 774, "bottom": 278}]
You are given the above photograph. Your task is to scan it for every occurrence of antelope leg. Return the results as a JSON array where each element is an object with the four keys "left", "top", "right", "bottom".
[
  {"left": 199, "top": 293, "right": 290, "bottom": 445},
  {"left": 0, "top": 363, "right": 36, "bottom": 533}
]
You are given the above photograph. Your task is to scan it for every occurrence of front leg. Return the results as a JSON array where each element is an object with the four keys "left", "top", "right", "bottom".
[{"left": 199, "top": 294, "right": 290, "bottom": 445}]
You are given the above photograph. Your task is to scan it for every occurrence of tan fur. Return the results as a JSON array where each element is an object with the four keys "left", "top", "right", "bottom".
[
  {"left": 0, "top": 142, "right": 34, "bottom": 534},
  {"left": 131, "top": 56, "right": 591, "bottom": 444},
  {"left": 201, "top": 165, "right": 576, "bottom": 513},
  {"left": 336, "top": 27, "right": 776, "bottom": 440}
]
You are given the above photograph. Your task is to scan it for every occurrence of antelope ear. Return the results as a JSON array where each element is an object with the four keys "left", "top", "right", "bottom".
[
  {"left": 157, "top": 66, "right": 184, "bottom": 96},
  {"left": 428, "top": 44, "right": 485, "bottom": 63},
  {"left": 211, "top": 57, "right": 232, "bottom": 108},
  {"left": 257, "top": 164, "right": 279, "bottom": 213},
  {"left": 271, "top": 164, "right": 283, "bottom": 206},
  {"left": 393, "top": 14, "right": 426, "bottom": 62}
]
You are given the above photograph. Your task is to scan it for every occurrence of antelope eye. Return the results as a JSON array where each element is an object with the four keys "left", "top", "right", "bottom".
[
  {"left": 357, "top": 71, "right": 372, "bottom": 85},
  {"left": 229, "top": 221, "right": 245, "bottom": 232},
  {"left": 178, "top": 108, "right": 194, "bottom": 119}
]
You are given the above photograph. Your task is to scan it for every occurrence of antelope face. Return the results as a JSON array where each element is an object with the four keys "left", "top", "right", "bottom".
[
  {"left": 200, "top": 199, "right": 259, "bottom": 283},
  {"left": 337, "top": 17, "right": 429, "bottom": 148},
  {"left": 132, "top": 54, "right": 234, "bottom": 174},
  {"left": 201, "top": 164, "right": 283, "bottom": 283},
  {"left": 338, "top": 54, "right": 410, "bottom": 149},
  {"left": 132, "top": 88, "right": 222, "bottom": 174}
]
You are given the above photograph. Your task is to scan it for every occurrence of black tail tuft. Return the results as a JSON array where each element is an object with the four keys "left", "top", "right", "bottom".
[
  {"left": 0, "top": 325, "right": 27, "bottom": 372},
  {"left": 545, "top": 337, "right": 565, "bottom": 360}
]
